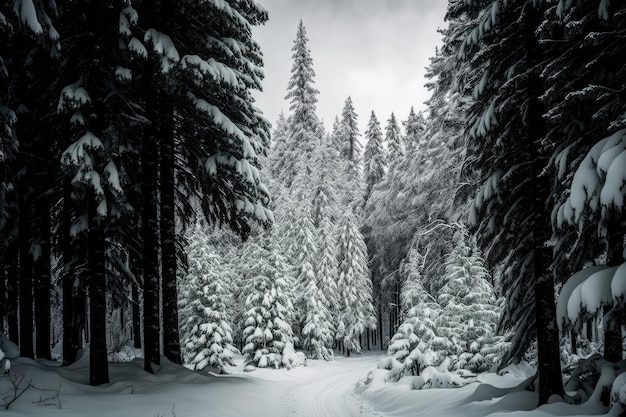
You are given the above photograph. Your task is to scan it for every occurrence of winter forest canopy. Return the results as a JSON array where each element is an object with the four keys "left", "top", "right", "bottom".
[{"left": 0, "top": 0, "right": 626, "bottom": 416}]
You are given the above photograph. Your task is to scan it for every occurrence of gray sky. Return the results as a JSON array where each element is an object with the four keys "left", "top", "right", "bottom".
[{"left": 251, "top": 0, "right": 448, "bottom": 134}]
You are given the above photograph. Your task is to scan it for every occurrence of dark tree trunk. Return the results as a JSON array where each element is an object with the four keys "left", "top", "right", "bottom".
[
  {"left": 88, "top": 198, "right": 109, "bottom": 385},
  {"left": 132, "top": 279, "right": 142, "bottom": 349},
  {"left": 570, "top": 330, "right": 577, "bottom": 355},
  {"left": 160, "top": 120, "right": 180, "bottom": 364},
  {"left": 525, "top": 3, "right": 564, "bottom": 406},
  {"left": 586, "top": 319, "right": 594, "bottom": 341},
  {"left": 62, "top": 180, "right": 80, "bottom": 365},
  {"left": 534, "top": 260, "right": 564, "bottom": 405},
  {"left": 142, "top": 112, "right": 162, "bottom": 373},
  {"left": 18, "top": 193, "right": 34, "bottom": 358},
  {"left": 33, "top": 197, "right": 51, "bottom": 360},
  {"left": 603, "top": 305, "right": 621, "bottom": 362},
  {"left": 378, "top": 304, "right": 383, "bottom": 350},
  {"left": 7, "top": 240, "right": 19, "bottom": 344}
]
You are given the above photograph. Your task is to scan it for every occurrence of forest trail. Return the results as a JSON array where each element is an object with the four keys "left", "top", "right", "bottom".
[{"left": 267, "top": 351, "right": 385, "bottom": 417}]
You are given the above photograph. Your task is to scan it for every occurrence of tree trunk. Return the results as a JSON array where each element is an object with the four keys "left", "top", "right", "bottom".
[
  {"left": 525, "top": 3, "right": 564, "bottom": 405},
  {"left": 378, "top": 304, "right": 383, "bottom": 350},
  {"left": 534, "top": 261, "right": 564, "bottom": 405},
  {"left": 62, "top": 179, "right": 80, "bottom": 365},
  {"left": 33, "top": 198, "right": 51, "bottom": 360},
  {"left": 18, "top": 192, "right": 34, "bottom": 359},
  {"left": 7, "top": 240, "right": 19, "bottom": 344},
  {"left": 570, "top": 330, "right": 577, "bottom": 355},
  {"left": 142, "top": 111, "right": 162, "bottom": 373},
  {"left": 160, "top": 119, "right": 181, "bottom": 364},
  {"left": 132, "top": 279, "right": 142, "bottom": 349},
  {"left": 88, "top": 198, "right": 109, "bottom": 385}
]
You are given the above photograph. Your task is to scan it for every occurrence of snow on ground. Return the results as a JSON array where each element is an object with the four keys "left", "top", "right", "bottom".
[{"left": 0, "top": 347, "right": 616, "bottom": 417}]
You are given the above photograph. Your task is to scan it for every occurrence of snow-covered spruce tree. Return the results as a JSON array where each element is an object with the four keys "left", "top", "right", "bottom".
[
  {"left": 336, "top": 212, "right": 376, "bottom": 356},
  {"left": 278, "top": 19, "right": 323, "bottom": 189},
  {"left": 337, "top": 97, "right": 362, "bottom": 209},
  {"left": 458, "top": 0, "right": 564, "bottom": 404},
  {"left": 545, "top": 1, "right": 626, "bottom": 363},
  {"left": 291, "top": 206, "right": 318, "bottom": 344},
  {"left": 435, "top": 227, "right": 500, "bottom": 372},
  {"left": 339, "top": 96, "right": 361, "bottom": 165},
  {"left": 301, "top": 227, "right": 335, "bottom": 361},
  {"left": 241, "top": 233, "right": 295, "bottom": 368},
  {"left": 179, "top": 225, "right": 238, "bottom": 373},
  {"left": 315, "top": 212, "right": 340, "bottom": 328},
  {"left": 267, "top": 112, "right": 291, "bottom": 209},
  {"left": 402, "top": 107, "right": 426, "bottom": 155},
  {"left": 362, "top": 111, "right": 386, "bottom": 208},
  {"left": 384, "top": 112, "right": 403, "bottom": 165},
  {"left": 386, "top": 248, "right": 445, "bottom": 380},
  {"left": 310, "top": 133, "right": 341, "bottom": 227}
]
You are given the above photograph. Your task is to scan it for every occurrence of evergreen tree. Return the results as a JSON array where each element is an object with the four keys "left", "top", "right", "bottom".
[
  {"left": 338, "top": 96, "right": 361, "bottom": 164},
  {"left": 179, "top": 225, "right": 238, "bottom": 373},
  {"left": 335, "top": 98, "right": 362, "bottom": 209},
  {"left": 387, "top": 249, "right": 445, "bottom": 379},
  {"left": 292, "top": 206, "right": 318, "bottom": 342},
  {"left": 362, "top": 111, "right": 386, "bottom": 207},
  {"left": 336, "top": 212, "right": 376, "bottom": 355},
  {"left": 402, "top": 107, "right": 426, "bottom": 155},
  {"left": 279, "top": 20, "right": 322, "bottom": 189},
  {"left": 310, "top": 134, "right": 341, "bottom": 227},
  {"left": 316, "top": 213, "right": 340, "bottom": 327},
  {"left": 436, "top": 227, "right": 500, "bottom": 372},
  {"left": 241, "top": 234, "right": 295, "bottom": 368},
  {"left": 301, "top": 225, "right": 335, "bottom": 361},
  {"left": 384, "top": 112, "right": 403, "bottom": 164},
  {"left": 459, "top": 0, "right": 564, "bottom": 403}
]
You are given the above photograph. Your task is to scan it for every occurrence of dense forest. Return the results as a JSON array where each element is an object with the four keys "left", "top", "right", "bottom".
[{"left": 1, "top": 0, "right": 626, "bottom": 415}]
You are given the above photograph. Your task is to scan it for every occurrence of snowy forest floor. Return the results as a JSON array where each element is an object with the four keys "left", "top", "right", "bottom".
[{"left": 0, "top": 348, "right": 618, "bottom": 417}]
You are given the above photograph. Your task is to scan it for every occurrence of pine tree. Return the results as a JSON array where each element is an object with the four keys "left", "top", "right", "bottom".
[
  {"left": 292, "top": 206, "right": 318, "bottom": 342},
  {"left": 387, "top": 249, "right": 444, "bottom": 379},
  {"left": 316, "top": 213, "right": 340, "bottom": 328},
  {"left": 338, "top": 96, "right": 361, "bottom": 164},
  {"left": 241, "top": 234, "right": 295, "bottom": 368},
  {"left": 279, "top": 20, "right": 322, "bottom": 189},
  {"left": 179, "top": 225, "right": 238, "bottom": 373},
  {"left": 336, "top": 212, "right": 376, "bottom": 355},
  {"left": 362, "top": 111, "right": 386, "bottom": 207},
  {"left": 402, "top": 107, "right": 426, "bottom": 155},
  {"left": 301, "top": 241, "right": 335, "bottom": 360},
  {"left": 310, "top": 134, "right": 341, "bottom": 227},
  {"left": 436, "top": 227, "right": 500, "bottom": 372},
  {"left": 384, "top": 112, "right": 403, "bottom": 164}
]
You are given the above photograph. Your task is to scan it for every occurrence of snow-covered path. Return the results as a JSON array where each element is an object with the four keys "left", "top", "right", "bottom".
[{"left": 274, "top": 352, "right": 383, "bottom": 417}]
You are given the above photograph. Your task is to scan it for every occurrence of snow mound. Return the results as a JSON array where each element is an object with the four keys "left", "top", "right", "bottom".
[
  {"left": 411, "top": 366, "right": 467, "bottom": 390},
  {"left": 281, "top": 342, "right": 305, "bottom": 370}
]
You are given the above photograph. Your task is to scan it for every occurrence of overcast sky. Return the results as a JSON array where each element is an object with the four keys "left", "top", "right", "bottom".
[{"left": 251, "top": 0, "right": 448, "bottom": 134}]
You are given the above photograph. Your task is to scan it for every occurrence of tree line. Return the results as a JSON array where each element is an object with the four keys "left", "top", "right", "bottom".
[
  {"left": 364, "top": 0, "right": 626, "bottom": 409},
  {"left": 0, "top": 0, "right": 271, "bottom": 385}
]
